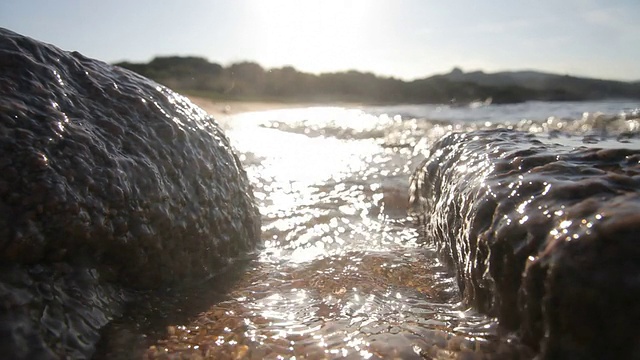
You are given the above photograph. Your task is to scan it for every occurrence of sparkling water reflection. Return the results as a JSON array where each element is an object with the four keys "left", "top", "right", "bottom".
[{"left": 133, "top": 106, "right": 550, "bottom": 359}]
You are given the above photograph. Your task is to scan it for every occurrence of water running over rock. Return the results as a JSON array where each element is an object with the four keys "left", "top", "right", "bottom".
[{"left": 410, "top": 129, "right": 640, "bottom": 358}]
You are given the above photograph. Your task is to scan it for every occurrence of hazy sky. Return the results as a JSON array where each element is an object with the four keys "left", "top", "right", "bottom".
[{"left": 1, "top": 0, "right": 639, "bottom": 81}]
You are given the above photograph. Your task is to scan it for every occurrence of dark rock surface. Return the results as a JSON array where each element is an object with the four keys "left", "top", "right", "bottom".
[
  {"left": 0, "top": 28, "right": 260, "bottom": 358},
  {"left": 410, "top": 129, "right": 640, "bottom": 359}
]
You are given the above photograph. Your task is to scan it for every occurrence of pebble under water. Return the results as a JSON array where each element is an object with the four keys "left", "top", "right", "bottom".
[{"left": 97, "top": 103, "right": 640, "bottom": 359}]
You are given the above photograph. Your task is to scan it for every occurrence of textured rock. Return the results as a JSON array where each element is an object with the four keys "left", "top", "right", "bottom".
[
  {"left": 0, "top": 28, "right": 260, "bottom": 358},
  {"left": 410, "top": 129, "right": 640, "bottom": 359}
]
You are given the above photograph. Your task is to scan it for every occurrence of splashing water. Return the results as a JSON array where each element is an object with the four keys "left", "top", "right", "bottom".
[{"left": 98, "top": 101, "right": 639, "bottom": 359}]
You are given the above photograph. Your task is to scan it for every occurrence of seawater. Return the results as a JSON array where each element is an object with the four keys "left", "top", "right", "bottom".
[{"left": 99, "top": 100, "right": 639, "bottom": 359}]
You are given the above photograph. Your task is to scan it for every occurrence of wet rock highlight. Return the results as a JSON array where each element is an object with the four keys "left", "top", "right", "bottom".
[
  {"left": 410, "top": 129, "right": 640, "bottom": 359},
  {"left": 0, "top": 28, "right": 260, "bottom": 358}
]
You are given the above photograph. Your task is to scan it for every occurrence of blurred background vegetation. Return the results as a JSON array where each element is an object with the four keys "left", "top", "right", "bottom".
[{"left": 116, "top": 56, "right": 640, "bottom": 104}]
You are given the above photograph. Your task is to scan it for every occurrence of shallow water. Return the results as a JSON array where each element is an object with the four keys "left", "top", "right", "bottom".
[{"left": 99, "top": 101, "right": 639, "bottom": 359}]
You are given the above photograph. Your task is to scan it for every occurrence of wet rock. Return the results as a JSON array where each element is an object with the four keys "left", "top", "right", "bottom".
[
  {"left": 410, "top": 129, "right": 640, "bottom": 359},
  {"left": 0, "top": 28, "right": 260, "bottom": 358}
]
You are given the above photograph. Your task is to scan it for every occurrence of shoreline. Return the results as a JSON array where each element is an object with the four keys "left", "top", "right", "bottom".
[{"left": 187, "top": 96, "right": 363, "bottom": 118}]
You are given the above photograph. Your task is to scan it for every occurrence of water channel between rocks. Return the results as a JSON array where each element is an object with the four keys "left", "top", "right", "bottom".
[{"left": 98, "top": 103, "right": 639, "bottom": 359}]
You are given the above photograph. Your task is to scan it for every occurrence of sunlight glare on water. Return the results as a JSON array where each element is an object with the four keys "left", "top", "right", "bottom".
[{"left": 144, "top": 106, "right": 533, "bottom": 359}]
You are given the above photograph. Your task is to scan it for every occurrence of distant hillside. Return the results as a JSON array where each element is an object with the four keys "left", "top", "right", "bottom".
[
  {"left": 438, "top": 68, "right": 555, "bottom": 88},
  {"left": 437, "top": 68, "right": 640, "bottom": 101},
  {"left": 115, "top": 57, "right": 640, "bottom": 104}
]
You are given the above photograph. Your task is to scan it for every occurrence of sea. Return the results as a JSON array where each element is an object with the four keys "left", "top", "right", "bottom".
[{"left": 99, "top": 100, "right": 640, "bottom": 359}]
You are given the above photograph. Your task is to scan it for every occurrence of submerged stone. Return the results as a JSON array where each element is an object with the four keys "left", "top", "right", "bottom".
[
  {"left": 0, "top": 28, "right": 260, "bottom": 358},
  {"left": 410, "top": 129, "right": 640, "bottom": 359}
]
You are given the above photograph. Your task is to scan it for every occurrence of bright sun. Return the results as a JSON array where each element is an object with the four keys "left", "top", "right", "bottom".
[{"left": 242, "top": 0, "right": 379, "bottom": 73}]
